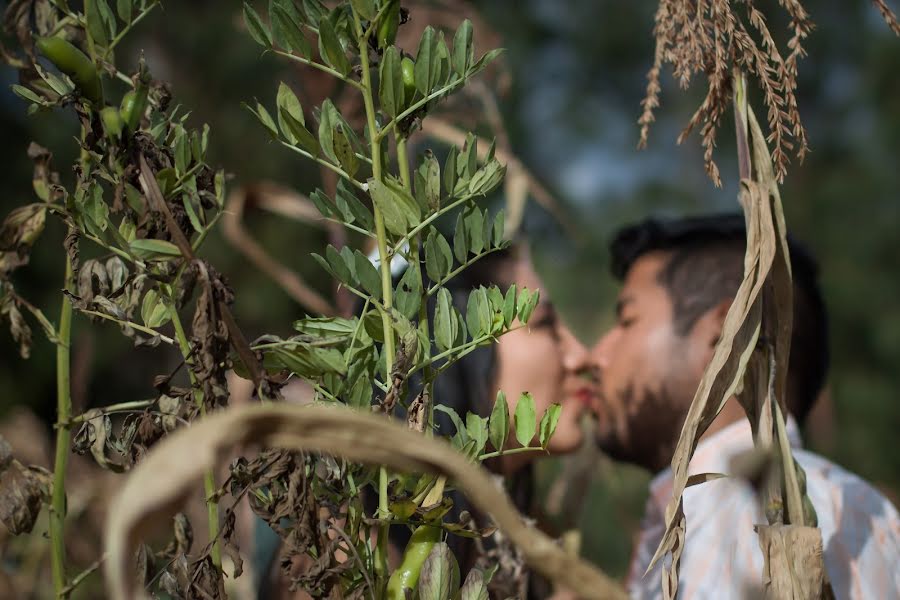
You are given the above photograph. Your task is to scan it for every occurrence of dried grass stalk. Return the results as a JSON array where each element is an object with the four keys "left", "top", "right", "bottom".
[{"left": 104, "top": 404, "right": 627, "bottom": 600}]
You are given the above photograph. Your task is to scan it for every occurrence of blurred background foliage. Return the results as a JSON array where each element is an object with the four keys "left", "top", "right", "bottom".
[{"left": 1, "top": 0, "right": 897, "bottom": 582}]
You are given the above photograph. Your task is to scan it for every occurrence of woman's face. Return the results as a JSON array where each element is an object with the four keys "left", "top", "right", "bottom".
[{"left": 491, "top": 256, "right": 595, "bottom": 455}]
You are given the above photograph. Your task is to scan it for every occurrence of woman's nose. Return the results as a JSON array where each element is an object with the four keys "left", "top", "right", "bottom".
[
  {"left": 558, "top": 325, "right": 591, "bottom": 373},
  {"left": 592, "top": 329, "right": 615, "bottom": 370}
]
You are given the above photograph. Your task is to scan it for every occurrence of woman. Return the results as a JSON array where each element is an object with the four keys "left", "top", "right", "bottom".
[{"left": 257, "top": 242, "right": 596, "bottom": 598}]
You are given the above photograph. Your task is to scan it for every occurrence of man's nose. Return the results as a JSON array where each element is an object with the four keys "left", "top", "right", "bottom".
[{"left": 592, "top": 329, "right": 615, "bottom": 370}]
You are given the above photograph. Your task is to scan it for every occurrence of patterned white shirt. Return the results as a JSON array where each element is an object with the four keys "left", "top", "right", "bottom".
[{"left": 627, "top": 419, "right": 900, "bottom": 599}]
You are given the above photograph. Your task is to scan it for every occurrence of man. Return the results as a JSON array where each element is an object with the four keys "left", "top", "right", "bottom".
[{"left": 591, "top": 214, "right": 900, "bottom": 598}]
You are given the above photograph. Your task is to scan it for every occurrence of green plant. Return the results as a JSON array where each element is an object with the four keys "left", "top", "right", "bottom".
[{"left": 0, "top": 0, "right": 593, "bottom": 598}]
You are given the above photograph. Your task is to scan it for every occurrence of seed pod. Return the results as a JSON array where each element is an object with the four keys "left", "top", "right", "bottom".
[
  {"left": 385, "top": 524, "right": 441, "bottom": 599},
  {"left": 802, "top": 495, "right": 818, "bottom": 527},
  {"left": 401, "top": 56, "right": 415, "bottom": 104},
  {"left": 100, "top": 106, "right": 123, "bottom": 139},
  {"left": 119, "top": 85, "right": 148, "bottom": 133},
  {"left": 35, "top": 36, "right": 103, "bottom": 105}
]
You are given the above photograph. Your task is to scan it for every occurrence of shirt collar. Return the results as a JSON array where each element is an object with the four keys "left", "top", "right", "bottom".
[{"left": 647, "top": 416, "right": 803, "bottom": 514}]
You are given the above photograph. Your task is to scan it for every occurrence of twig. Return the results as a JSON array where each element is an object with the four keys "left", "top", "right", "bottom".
[{"left": 60, "top": 553, "right": 107, "bottom": 598}]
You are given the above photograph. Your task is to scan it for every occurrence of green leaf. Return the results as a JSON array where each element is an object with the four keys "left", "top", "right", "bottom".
[
  {"left": 434, "top": 33, "right": 451, "bottom": 88},
  {"left": 242, "top": 101, "right": 279, "bottom": 139},
  {"left": 502, "top": 284, "right": 516, "bottom": 327},
  {"left": 140, "top": 288, "right": 170, "bottom": 328},
  {"left": 353, "top": 250, "right": 381, "bottom": 297},
  {"left": 129, "top": 239, "right": 182, "bottom": 260},
  {"left": 469, "top": 48, "right": 504, "bottom": 76},
  {"left": 492, "top": 210, "right": 505, "bottom": 247},
  {"left": 459, "top": 568, "right": 489, "bottom": 600},
  {"left": 310, "top": 189, "right": 337, "bottom": 218},
  {"left": 336, "top": 180, "right": 374, "bottom": 230},
  {"left": 318, "top": 16, "right": 351, "bottom": 76},
  {"left": 418, "top": 543, "right": 460, "bottom": 600},
  {"left": 85, "top": 0, "right": 110, "bottom": 47},
  {"left": 302, "top": 0, "right": 327, "bottom": 27},
  {"left": 452, "top": 19, "right": 473, "bottom": 76},
  {"left": 116, "top": 0, "right": 132, "bottom": 24},
  {"left": 214, "top": 170, "right": 225, "bottom": 208},
  {"left": 280, "top": 108, "right": 320, "bottom": 154},
  {"left": 513, "top": 392, "right": 536, "bottom": 447},
  {"left": 394, "top": 264, "right": 422, "bottom": 320},
  {"left": 97, "top": 0, "right": 117, "bottom": 39},
  {"left": 325, "top": 244, "right": 353, "bottom": 286},
  {"left": 466, "top": 413, "right": 488, "bottom": 456},
  {"left": 424, "top": 229, "right": 452, "bottom": 283},
  {"left": 434, "top": 404, "right": 468, "bottom": 447},
  {"left": 488, "top": 390, "right": 509, "bottom": 453},
  {"left": 465, "top": 287, "right": 490, "bottom": 339},
  {"left": 181, "top": 192, "right": 203, "bottom": 233},
  {"left": 276, "top": 82, "right": 304, "bottom": 130},
  {"left": 414, "top": 26, "right": 437, "bottom": 95},
  {"left": 516, "top": 288, "right": 539, "bottom": 324},
  {"left": 293, "top": 316, "right": 357, "bottom": 336},
  {"left": 539, "top": 403, "right": 562, "bottom": 449},
  {"left": 379, "top": 45, "right": 404, "bottom": 117},
  {"left": 333, "top": 123, "right": 358, "bottom": 177},
  {"left": 464, "top": 207, "right": 484, "bottom": 255},
  {"left": 318, "top": 99, "right": 338, "bottom": 163},
  {"left": 368, "top": 178, "right": 418, "bottom": 236},
  {"left": 452, "top": 211, "right": 468, "bottom": 264},
  {"left": 462, "top": 133, "right": 478, "bottom": 180},
  {"left": 347, "top": 373, "right": 372, "bottom": 409},
  {"left": 443, "top": 146, "right": 458, "bottom": 198},
  {"left": 433, "top": 288, "right": 457, "bottom": 352},
  {"left": 349, "top": 0, "right": 375, "bottom": 20},
  {"left": 243, "top": 2, "right": 273, "bottom": 47},
  {"left": 385, "top": 176, "right": 421, "bottom": 225},
  {"left": 173, "top": 128, "right": 189, "bottom": 176},
  {"left": 420, "top": 151, "right": 441, "bottom": 211},
  {"left": 11, "top": 85, "right": 47, "bottom": 106},
  {"left": 271, "top": 3, "right": 312, "bottom": 56}
]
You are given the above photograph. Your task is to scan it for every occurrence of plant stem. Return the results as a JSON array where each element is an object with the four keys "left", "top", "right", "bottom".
[
  {"left": 280, "top": 141, "right": 367, "bottom": 190},
  {"left": 353, "top": 7, "right": 393, "bottom": 586},
  {"left": 396, "top": 136, "right": 435, "bottom": 431},
  {"left": 477, "top": 445, "right": 548, "bottom": 462},
  {"left": 376, "top": 79, "right": 466, "bottom": 143},
  {"left": 50, "top": 255, "right": 74, "bottom": 596},
  {"left": 104, "top": 2, "right": 158, "bottom": 58},
  {"left": 78, "top": 309, "right": 175, "bottom": 344},
  {"left": 274, "top": 50, "right": 365, "bottom": 90},
  {"left": 167, "top": 301, "right": 221, "bottom": 568},
  {"left": 68, "top": 399, "right": 157, "bottom": 425}
]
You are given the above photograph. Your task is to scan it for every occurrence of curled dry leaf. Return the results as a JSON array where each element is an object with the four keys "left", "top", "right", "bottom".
[
  {"left": 104, "top": 404, "right": 627, "bottom": 600},
  {"left": 647, "top": 100, "right": 800, "bottom": 597},
  {"left": 0, "top": 435, "right": 51, "bottom": 534}
]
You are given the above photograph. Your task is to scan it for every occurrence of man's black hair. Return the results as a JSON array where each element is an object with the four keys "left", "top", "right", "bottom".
[{"left": 609, "top": 213, "right": 829, "bottom": 424}]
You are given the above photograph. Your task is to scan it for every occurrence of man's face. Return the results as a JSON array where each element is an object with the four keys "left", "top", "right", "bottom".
[{"left": 591, "top": 252, "right": 715, "bottom": 471}]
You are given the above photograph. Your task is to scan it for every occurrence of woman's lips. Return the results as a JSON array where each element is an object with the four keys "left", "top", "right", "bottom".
[{"left": 572, "top": 387, "right": 597, "bottom": 407}]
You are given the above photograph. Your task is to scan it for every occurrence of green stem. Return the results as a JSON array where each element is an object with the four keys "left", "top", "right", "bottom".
[
  {"left": 353, "top": 7, "right": 393, "bottom": 586},
  {"left": 280, "top": 141, "right": 367, "bottom": 190},
  {"left": 376, "top": 79, "right": 466, "bottom": 143},
  {"left": 396, "top": 137, "right": 435, "bottom": 431},
  {"left": 68, "top": 399, "right": 157, "bottom": 424},
  {"left": 274, "top": 50, "right": 365, "bottom": 90},
  {"left": 392, "top": 193, "right": 477, "bottom": 254},
  {"left": 78, "top": 309, "right": 175, "bottom": 344},
  {"left": 478, "top": 445, "right": 548, "bottom": 462},
  {"left": 167, "top": 302, "right": 221, "bottom": 568},
  {"left": 426, "top": 247, "right": 505, "bottom": 296},
  {"left": 50, "top": 255, "right": 74, "bottom": 596},
  {"left": 103, "top": 2, "right": 158, "bottom": 58}
]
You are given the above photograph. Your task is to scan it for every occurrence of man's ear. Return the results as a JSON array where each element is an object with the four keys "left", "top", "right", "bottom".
[{"left": 693, "top": 299, "right": 732, "bottom": 352}]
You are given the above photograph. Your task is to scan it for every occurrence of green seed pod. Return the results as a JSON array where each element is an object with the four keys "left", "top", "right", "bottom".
[
  {"left": 100, "top": 106, "right": 123, "bottom": 139},
  {"left": 401, "top": 56, "right": 415, "bottom": 104},
  {"left": 35, "top": 36, "right": 103, "bottom": 105},
  {"left": 793, "top": 458, "right": 808, "bottom": 495},
  {"left": 376, "top": 0, "right": 400, "bottom": 49},
  {"left": 385, "top": 524, "right": 441, "bottom": 600},
  {"left": 119, "top": 86, "right": 149, "bottom": 133}
]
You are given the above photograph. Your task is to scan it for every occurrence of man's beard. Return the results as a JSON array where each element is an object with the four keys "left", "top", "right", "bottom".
[{"left": 594, "top": 380, "right": 689, "bottom": 473}]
